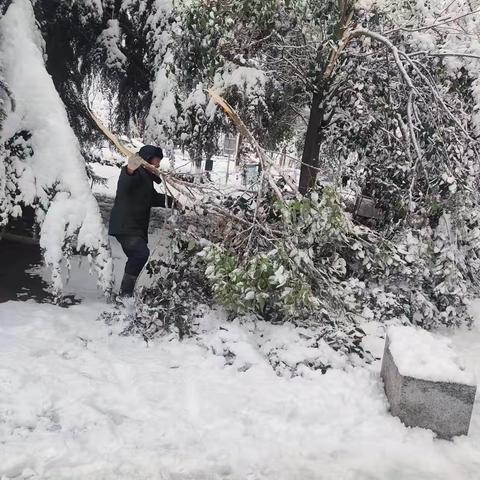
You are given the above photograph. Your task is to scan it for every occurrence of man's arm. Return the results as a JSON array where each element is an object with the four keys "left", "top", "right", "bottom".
[{"left": 117, "top": 155, "right": 143, "bottom": 191}]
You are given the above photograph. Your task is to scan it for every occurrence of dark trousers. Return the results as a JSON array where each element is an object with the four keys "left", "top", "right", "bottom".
[{"left": 116, "top": 235, "right": 150, "bottom": 277}]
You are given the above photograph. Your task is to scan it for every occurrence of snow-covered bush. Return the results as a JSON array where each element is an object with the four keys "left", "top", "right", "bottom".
[
  {"left": 310, "top": 1, "right": 480, "bottom": 326},
  {"left": 110, "top": 219, "right": 374, "bottom": 365},
  {"left": 197, "top": 188, "right": 379, "bottom": 325}
]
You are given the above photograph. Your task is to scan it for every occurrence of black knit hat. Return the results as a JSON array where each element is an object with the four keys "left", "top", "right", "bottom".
[{"left": 138, "top": 145, "right": 163, "bottom": 163}]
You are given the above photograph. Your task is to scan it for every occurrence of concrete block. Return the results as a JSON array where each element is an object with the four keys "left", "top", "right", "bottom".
[{"left": 381, "top": 327, "right": 476, "bottom": 439}]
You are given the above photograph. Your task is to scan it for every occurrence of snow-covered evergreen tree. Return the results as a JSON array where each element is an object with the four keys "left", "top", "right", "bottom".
[
  {"left": 0, "top": 0, "right": 112, "bottom": 294},
  {"left": 145, "top": 0, "right": 300, "bottom": 170}
]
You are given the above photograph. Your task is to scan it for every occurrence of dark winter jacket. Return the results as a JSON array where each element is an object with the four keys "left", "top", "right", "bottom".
[{"left": 108, "top": 166, "right": 174, "bottom": 240}]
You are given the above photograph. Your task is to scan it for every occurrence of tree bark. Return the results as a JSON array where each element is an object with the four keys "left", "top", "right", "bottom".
[
  {"left": 298, "top": 91, "right": 323, "bottom": 195},
  {"left": 194, "top": 159, "right": 202, "bottom": 174},
  {"left": 205, "top": 155, "right": 214, "bottom": 171},
  {"left": 297, "top": 2, "right": 354, "bottom": 195},
  {"left": 234, "top": 134, "right": 243, "bottom": 166},
  {"left": 189, "top": 149, "right": 202, "bottom": 175}
]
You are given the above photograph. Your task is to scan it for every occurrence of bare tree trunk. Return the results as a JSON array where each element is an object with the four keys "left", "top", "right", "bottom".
[
  {"left": 205, "top": 155, "right": 213, "bottom": 171},
  {"left": 299, "top": 91, "right": 323, "bottom": 195},
  {"left": 234, "top": 134, "right": 243, "bottom": 166},
  {"left": 298, "top": 2, "right": 354, "bottom": 195},
  {"left": 188, "top": 149, "right": 202, "bottom": 175},
  {"left": 194, "top": 158, "right": 202, "bottom": 174}
]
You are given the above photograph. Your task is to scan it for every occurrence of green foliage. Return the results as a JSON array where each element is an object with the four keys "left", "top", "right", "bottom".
[
  {"left": 121, "top": 188, "right": 377, "bottom": 362},
  {"left": 168, "top": 2, "right": 225, "bottom": 87},
  {"left": 1, "top": 131, "right": 36, "bottom": 227},
  {"left": 191, "top": 182, "right": 480, "bottom": 329},
  {"left": 201, "top": 245, "right": 315, "bottom": 321},
  {"left": 196, "top": 187, "right": 385, "bottom": 325}
]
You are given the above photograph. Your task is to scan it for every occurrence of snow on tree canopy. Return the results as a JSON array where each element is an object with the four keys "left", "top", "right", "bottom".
[
  {"left": 387, "top": 326, "right": 476, "bottom": 386},
  {"left": 146, "top": 59, "right": 178, "bottom": 146},
  {"left": 0, "top": 0, "right": 113, "bottom": 293},
  {"left": 217, "top": 66, "right": 268, "bottom": 96},
  {"left": 361, "top": 0, "right": 480, "bottom": 131},
  {"left": 97, "top": 19, "right": 127, "bottom": 72}
]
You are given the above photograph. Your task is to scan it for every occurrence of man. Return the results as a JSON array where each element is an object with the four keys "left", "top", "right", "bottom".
[{"left": 109, "top": 145, "right": 175, "bottom": 297}]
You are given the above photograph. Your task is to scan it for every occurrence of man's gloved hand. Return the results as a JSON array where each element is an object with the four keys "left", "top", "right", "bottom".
[{"left": 127, "top": 154, "right": 142, "bottom": 174}]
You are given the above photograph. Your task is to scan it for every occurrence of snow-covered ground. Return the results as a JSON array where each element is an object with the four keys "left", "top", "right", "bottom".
[
  {"left": 1, "top": 291, "right": 480, "bottom": 479},
  {"left": 2, "top": 195, "right": 480, "bottom": 479}
]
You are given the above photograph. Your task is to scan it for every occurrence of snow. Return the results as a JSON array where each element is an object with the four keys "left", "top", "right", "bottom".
[
  {"left": 90, "top": 163, "right": 123, "bottom": 198},
  {"left": 2, "top": 248, "right": 480, "bottom": 480},
  {"left": 1, "top": 297, "right": 480, "bottom": 479},
  {"left": 97, "top": 19, "right": 127, "bottom": 72},
  {"left": 0, "top": 0, "right": 112, "bottom": 292},
  {"left": 388, "top": 326, "right": 476, "bottom": 386},
  {"left": 196, "top": 310, "right": 348, "bottom": 374},
  {"left": 1, "top": 228, "right": 480, "bottom": 478},
  {"left": 145, "top": 62, "right": 178, "bottom": 146},
  {"left": 216, "top": 65, "right": 268, "bottom": 100},
  {"left": 2, "top": 232, "right": 480, "bottom": 478},
  {"left": 3, "top": 0, "right": 480, "bottom": 474}
]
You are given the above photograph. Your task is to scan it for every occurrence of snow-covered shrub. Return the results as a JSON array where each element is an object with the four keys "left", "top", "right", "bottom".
[
  {"left": 196, "top": 312, "right": 369, "bottom": 375},
  {"left": 196, "top": 187, "right": 384, "bottom": 323},
  {"left": 308, "top": 3, "right": 480, "bottom": 327},
  {"left": 200, "top": 245, "right": 316, "bottom": 321},
  {"left": 394, "top": 211, "right": 480, "bottom": 328},
  {"left": 338, "top": 207, "right": 480, "bottom": 329},
  {"left": 110, "top": 225, "right": 375, "bottom": 366},
  {"left": 1, "top": 130, "right": 35, "bottom": 228},
  {"left": 0, "top": 73, "right": 16, "bottom": 226}
]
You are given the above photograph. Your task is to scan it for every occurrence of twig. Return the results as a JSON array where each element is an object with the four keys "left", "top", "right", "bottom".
[
  {"left": 385, "top": 8, "right": 480, "bottom": 35},
  {"left": 410, "top": 50, "right": 480, "bottom": 61}
]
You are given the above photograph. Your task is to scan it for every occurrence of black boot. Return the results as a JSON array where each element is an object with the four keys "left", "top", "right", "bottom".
[{"left": 119, "top": 273, "right": 137, "bottom": 297}]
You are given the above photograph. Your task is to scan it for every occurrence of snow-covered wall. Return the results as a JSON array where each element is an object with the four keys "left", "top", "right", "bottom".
[{"left": 0, "top": 0, "right": 112, "bottom": 293}]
